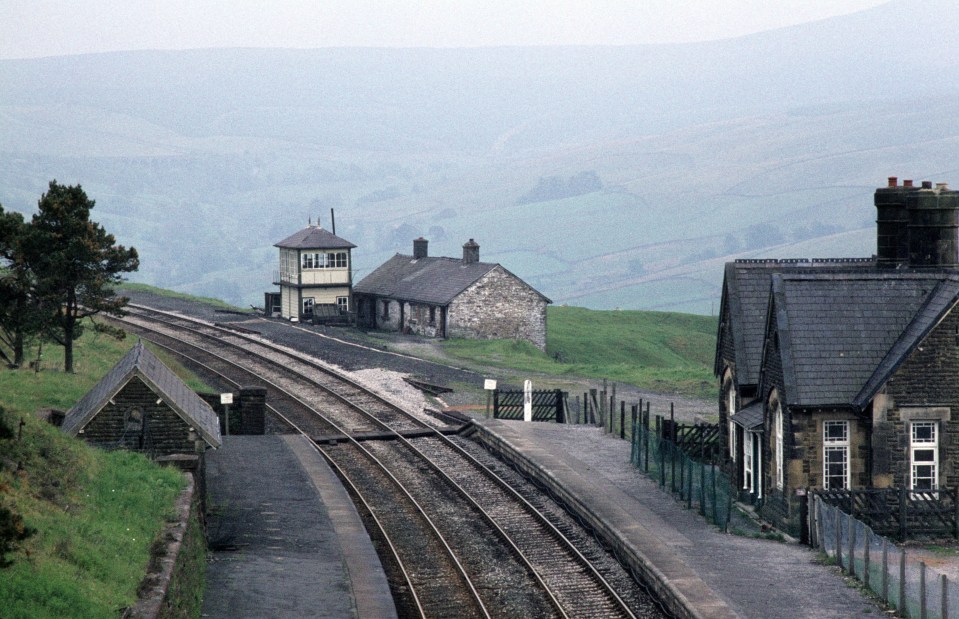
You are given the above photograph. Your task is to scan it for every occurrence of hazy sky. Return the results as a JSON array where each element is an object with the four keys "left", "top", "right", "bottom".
[{"left": 1, "top": 0, "right": 890, "bottom": 60}]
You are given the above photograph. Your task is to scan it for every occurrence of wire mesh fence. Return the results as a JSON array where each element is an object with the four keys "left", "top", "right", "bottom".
[
  {"left": 632, "top": 419, "right": 734, "bottom": 530},
  {"left": 814, "top": 497, "right": 959, "bottom": 618}
]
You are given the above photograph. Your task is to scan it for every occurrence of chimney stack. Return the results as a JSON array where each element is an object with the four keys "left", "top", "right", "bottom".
[
  {"left": 413, "top": 237, "right": 428, "bottom": 259},
  {"left": 907, "top": 181, "right": 959, "bottom": 267},
  {"left": 875, "top": 176, "right": 918, "bottom": 267},
  {"left": 462, "top": 238, "right": 480, "bottom": 264}
]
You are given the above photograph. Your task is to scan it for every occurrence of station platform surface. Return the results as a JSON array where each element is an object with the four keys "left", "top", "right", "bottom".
[
  {"left": 202, "top": 435, "right": 395, "bottom": 619},
  {"left": 470, "top": 418, "right": 885, "bottom": 619}
]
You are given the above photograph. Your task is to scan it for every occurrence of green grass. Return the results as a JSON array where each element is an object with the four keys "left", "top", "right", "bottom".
[
  {"left": 0, "top": 323, "right": 206, "bottom": 618},
  {"left": 441, "top": 306, "right": 718, "bottom": 398},
  {"left": 119, "top": 281, "right": 251, "bottom": 312}
]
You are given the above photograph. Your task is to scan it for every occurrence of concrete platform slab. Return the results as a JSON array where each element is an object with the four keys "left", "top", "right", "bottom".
[
  {"left": 471, "top": 419, "right": 885, "bottom": 619},
  {"left": 202, "top": 435, "right": 395, "bottom": 619}
]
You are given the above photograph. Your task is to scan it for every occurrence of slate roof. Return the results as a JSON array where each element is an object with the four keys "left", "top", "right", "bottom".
[
  {"left": 769, "top": 271, "right": 956, "bottom": 408},
  {"left": 274, "top": 225, "right": 356, "bottom": 250},
  {"left": 62, "top": 341, "right": 222, "bottom": 448},
  {"left": 353, "top": 253, "right": 550, "bottom": 305},
  {"left": 717, "top": 258, "right": 875, "bottom": 387},
  {"left": 731, "top": 401, "right": 764, "bottom": 431}
]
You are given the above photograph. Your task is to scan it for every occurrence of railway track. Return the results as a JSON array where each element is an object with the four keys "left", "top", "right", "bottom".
[{"left": 111, "top": 305, "right": 667, "bottom": 618}]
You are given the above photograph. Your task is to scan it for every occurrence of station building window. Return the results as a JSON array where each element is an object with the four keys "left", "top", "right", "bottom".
[
  {"left": 910, "top": 421, "right": 938, "bottom": 492},
  {"left": 302, "top": 297, "right": 315, "bottom": 316},
  {"left": 336, "top": 296, "right": 349, "bottom": 312},
  {"left": 823, "top": 420, "right": 850, "bottom": 490}
]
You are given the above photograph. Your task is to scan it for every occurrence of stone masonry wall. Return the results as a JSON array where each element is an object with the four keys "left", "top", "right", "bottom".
[
  {"left": 446, "top": 267, "right": 548, "bottom": 350},
  {"left": 880, "top": 309, "right": 959, "bottom": 489}
]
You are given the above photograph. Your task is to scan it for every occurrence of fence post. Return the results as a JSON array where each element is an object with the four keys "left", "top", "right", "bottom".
[
  {"left": 670, "top": 409, "right": 676, "bottom": 494},
  {"left": 836, "top": 508, "right": 843, "bottom": 571},
  {"left": 942, "top": 574, "right": 948, "bottom": 619},
  {"left": 575, "top": 395, "right": 581, "bottom": 425},
  {"left": 848, "top": 514, "right": 856, "bottom": 578},
  {"left": 493, "top": 389, "right": 499, "bottom": 419},
  {"left": 631, "top": 405, "right": 638, "bottom": 465},
  {"left": 620, "top": 401, "right": 626, "bottom": 440},
  {"left": 919, "top": 561, "right": 926, "bottom": 619},
  {"left": 686, "top": 451, "right": 693, "bottom": 510},
  {"left": 899, "top": 549, "right": 906, "bottom": 614},
  {"left": 882, "top": 537, "right": 889, "bottom": 607},
  {"left": 899, "top": 485, "right": 907, "bottom": 542},
  {"left": 555, "top": 389, "right": 564, "bottom": 424},
  {"left": 700, "top": 431, "right": 707, "bottom": 517},
  {"left": 711, "top": 463, "right": 718, "bottom": 524},
  {"left": 863, "top": 528, "right": 870, "bottom": 590},
  {"left": 644, "top": 403, "right": 650, "bottom": 473}
]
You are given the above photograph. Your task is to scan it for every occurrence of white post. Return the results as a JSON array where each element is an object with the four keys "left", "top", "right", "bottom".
[{"left": 523, "top": 380, "right": 532, "bottom": 422}]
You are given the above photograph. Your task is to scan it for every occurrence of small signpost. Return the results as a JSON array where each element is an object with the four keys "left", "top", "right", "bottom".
[
  {"left": 523, "top": 380, "right": 532, "bottom": 422},
  {"left": 221, "top": 392, "right": 233, "bottom": 436},
  {"left": 484, "top": 379, "right": 497, "bottom": 418}
]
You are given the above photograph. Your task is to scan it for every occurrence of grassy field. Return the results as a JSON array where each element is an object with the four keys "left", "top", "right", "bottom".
[
  {"left": 0, "top": 326, "right": 205, "bottom": 618},
  {"left": 441, "top": 306, "right": 718, "bottom": 399}
]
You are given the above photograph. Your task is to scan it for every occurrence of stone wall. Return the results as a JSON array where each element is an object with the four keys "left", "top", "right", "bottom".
[
  {"left": 447, "top": 267, "right": 548, "bottom": 350},
  {"left": 878, "top": 309, "right": 959, "bottom": 489}
]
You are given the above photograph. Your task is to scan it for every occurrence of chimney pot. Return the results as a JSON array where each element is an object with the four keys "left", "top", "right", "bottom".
[
  {"left": 922, "top": 181, "right": 933, "bottom": 189},
  {"left": 888, "top": 176, "right": 898, "bottom": 187},
  {"left": 903, "top": 179, "right": 914, "bottom": 188}
]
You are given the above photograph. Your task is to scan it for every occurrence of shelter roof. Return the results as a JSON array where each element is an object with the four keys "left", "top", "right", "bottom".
[
  {"left": 274, "top": 226, "right": 356, "bottom": 250},
  {"left": 62, "top": 341, "right": 221, "bottom": 448}
]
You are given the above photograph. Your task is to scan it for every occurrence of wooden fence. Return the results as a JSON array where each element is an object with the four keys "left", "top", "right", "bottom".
[
  {"left": 815, "top": 487, "right": 959, "bottom": 540},
  {"left": 493, "top": 389, "right": 566, "bottom": 422}
]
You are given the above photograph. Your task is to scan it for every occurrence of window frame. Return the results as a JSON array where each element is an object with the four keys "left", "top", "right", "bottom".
[
  {"left": 822, "top": 420, "right": 850, "bottom": 490},
  {"left": 727, "top": 384, "right": 736, "bottom": 462},
  {"left": 909, "top": 421, "right": 938, "bottom": 493},
  {"left": 774, "top": 403, "right": 784, "bottom": 490},
  {"left": 336, "top": 296, "right": 349, "bottom": 312},
  {"left": 302, "top": 297, "right": 315, "bottom": 316}
]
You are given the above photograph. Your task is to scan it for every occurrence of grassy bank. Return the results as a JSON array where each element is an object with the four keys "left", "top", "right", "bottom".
[
  {"left": 120, "top": 282, "right": 250, "bottom": 312},
  {"left": 442, "top": 306, "right": 717, "bottom": 399},
  {"left": 0, "top": 326, "right": 205, "bottom": 618}
]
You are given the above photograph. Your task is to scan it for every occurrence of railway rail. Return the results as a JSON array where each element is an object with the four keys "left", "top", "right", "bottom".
[{"left": 111, "top": 305, "right": 668, "bottom": 618}]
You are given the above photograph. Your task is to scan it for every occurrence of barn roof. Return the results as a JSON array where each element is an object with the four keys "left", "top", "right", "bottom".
[
  {"left": 768, "top": 271, "right": 959, "bottom": 408},
  {"left": 62, "top": 341, "right": 222, "bottom": 448},
  {"left": 274, "top": 225, "right": 356, "bottom": 250},
  {"left": 716, "top": 258, "right": 875, "bottom": 388},
  {"left": 354, "top": 253, "right": 550, "bottom": 305}
]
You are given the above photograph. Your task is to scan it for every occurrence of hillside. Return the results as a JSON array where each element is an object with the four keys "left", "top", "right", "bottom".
[
  {"left": 1, "top": 0, "right": 958, "bottom": 313},
  {"left": 0, "top": 331, "right": 204, "bottom": 618}
]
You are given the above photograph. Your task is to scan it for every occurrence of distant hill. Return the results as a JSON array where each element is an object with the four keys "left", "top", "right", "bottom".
[{"left": 1, "top": 0, "right": 958, "bottom": 313}]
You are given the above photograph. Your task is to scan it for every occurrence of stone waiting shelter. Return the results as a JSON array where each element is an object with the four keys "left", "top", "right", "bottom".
[{"left": 61, "top": 341, "right": 221, "bottom": 457}]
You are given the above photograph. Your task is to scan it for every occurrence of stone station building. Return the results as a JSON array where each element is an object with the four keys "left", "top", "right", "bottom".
[
  {"left": 716, "top": 178, "right": 959, "bottom": 535},
  {"left": 353, "top": 237, "right": 551, "bottom": 350}
]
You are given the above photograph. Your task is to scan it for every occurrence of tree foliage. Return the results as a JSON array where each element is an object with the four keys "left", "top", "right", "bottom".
[
  {"left": 0, "top": 206, "right": 43, "bottom": 368},
  {"left": 1, "top": 182, "right": 138, "bottom": 373}
]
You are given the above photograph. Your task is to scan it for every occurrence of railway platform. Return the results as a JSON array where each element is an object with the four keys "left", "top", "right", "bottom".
[
  {"left": 469, "top": 418, "right": 885, "bottom": 619},
  {"left": 202, "top": 435, "right": 396, "bottom": 619}
]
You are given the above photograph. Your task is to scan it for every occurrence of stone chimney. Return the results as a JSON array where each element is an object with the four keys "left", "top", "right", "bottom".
[
  {"left": 462, "top": 238, "right": 480, "bottom": 264},
  {"left": 413, "top": 237, "right": 428, "bottom": 259},
  {"left": 906, "top": 181, "right": 959, "bottom": 267},
  {"left": 875, "top": 176, "right": 916, "bottom": 267}
]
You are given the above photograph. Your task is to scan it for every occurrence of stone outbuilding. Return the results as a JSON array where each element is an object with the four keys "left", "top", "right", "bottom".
[
  {"left": 353, "top": 238, "right": 551, "bottom": 350},
  {"left": 61, "top": 341, "right": 221, "bottom": 457},
  {"left": 269, "top": 224, "right": 356, "bottom": 321},
  {"left": 715, "top": 178, "right": 959, "bottom": 535}
]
